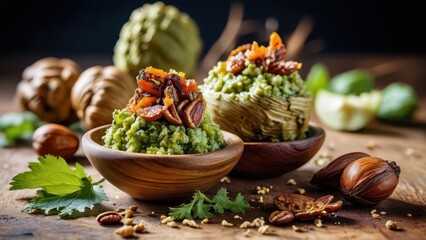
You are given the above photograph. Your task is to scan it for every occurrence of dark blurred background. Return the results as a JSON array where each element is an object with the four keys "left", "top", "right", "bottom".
[{"left": 1, "top": 0, "right": 425, "bottom": 57}]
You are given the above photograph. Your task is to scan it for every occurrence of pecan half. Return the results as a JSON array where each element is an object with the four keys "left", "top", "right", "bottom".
[
  {"left": 96, "top": 211, "right": 122, "bottom": 224},
  {"left": 163, "top": 103, "right": 182, "bottom": 125},
  {"left": 269, "top": 210, "right": 294, "bottom": 225},
  {"left": 136, "top": 104, "right": 164, "bottom": 121},
  {"left": 183, "top": 94, "right": 206, "bottom": 128}
]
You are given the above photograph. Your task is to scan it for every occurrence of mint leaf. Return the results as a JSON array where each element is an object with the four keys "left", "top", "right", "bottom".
[
  {"left": 10, "top": 155, "right": 85, "bottom": 195},
  {"left": 24, "top": 179, "right": 108, "bottom": 218},
  {"left": 0, "top": 112, "right": 40, "bottom": 147}
]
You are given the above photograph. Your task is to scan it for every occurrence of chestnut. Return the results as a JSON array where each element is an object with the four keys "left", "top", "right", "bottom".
[
  {"left": 32, "top": 123, "right": 79, "bottom": 160},
  {"left": 340, "top": 157, "right": 400, "bottom": 206}
]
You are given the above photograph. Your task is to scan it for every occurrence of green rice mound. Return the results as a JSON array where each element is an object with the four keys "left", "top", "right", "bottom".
[
  {"left": 103, "top": 109, "right": 226, "bottom": 154},
  {"left": 202, "top": 62, "right": 310, "bottom": 99}
]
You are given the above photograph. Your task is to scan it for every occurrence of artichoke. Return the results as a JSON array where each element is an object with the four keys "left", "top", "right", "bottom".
[
  {"left": 113, "top": 1, "right": 202, "bottom": 78},
  {"left": 71, "top": 66, "right": 135, "bottom": 130},
  {"left": 16, "top": 57, "right": 80, "bottom": 123}
]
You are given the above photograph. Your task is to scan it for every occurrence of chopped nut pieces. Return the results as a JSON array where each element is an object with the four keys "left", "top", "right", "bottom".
[
  {"left": 234, "top": 215, "right": 243, "bottom": 219},
  {"left": 258, "top": 225, "right": 274, "bottom": 235},
  {"left": 365, "top": 140, "right": 378, "bottom": 150},
  {"left": 297, "top": 188, "right": 305, "bottom": 194},
  {"left": 320, "top": 151, "right": 331, "bottom": 158},
  {"left": 252, "top": 218, "right": 265, "bottom": 227},
  {"left": 372, "top": 213, "right": 381, "bottom": 219},
  {"left": 258, "top": 196, "right": 264, "bottom": 203},
  {"left": 115, "top": 226, "right": 134, "bottom": 237},
  {"left": 286, "top": 179, "right": 297, "bottom": 186},
  {"left": 244, "top": 229, "right": 251, "bottom": 237},
  {"left": 124, "top": 218, "right": 133, "bottom": 226},
  {"left": 380, "top": 211, "right": 387, "bottom": 215},
  {"left": 221, "top": 220, "right": 234, "bottom": 227},
  {"left": 292, "top": 225, "right": 308, "bottom": 232},
  {"left": 182, "top": 219, "right": 201, "bottom": 228},
  {"left": 166, "top": 221, "right": 179, "bottom": 228},
  {"left": 124, "top": 209, "right": 134, "bottom": 218},
  {"left": 314, "top": 218, "right": 323, "bottom": 228},
  {"left": 256, "top": 186, "right": 270, "bottom": 195},
  {"left": 370, "top": 209, "right": 377, "bottom": 214},
  {"left": 201, "top": 218, "right": 210, "bottom": 224},
  {"left": 160, "top": 215, "right": 167, "bottom": 220},
  {"left": 315, "top": 157, "right": 331, "bottom": 167},
  {"left": 220, "top": 176, "right": 231, "bottom": 183},
  {"left": 385, "top": 220, "right": 400, "bottom": 231},
  {"left": 407, "top": 213, "right": 412, "bottom": 217},
  {"left": 133, "top": 223, "right": 145, "bottom": 233},
  {"left": 240, "top": 221, "right": 253, "bottom": 229},
  {"left": 161, "top": 216, "right": 175, "bottom": 224},
  {"left": 128, "top": 205, "right": 138, "bottom": 212}
]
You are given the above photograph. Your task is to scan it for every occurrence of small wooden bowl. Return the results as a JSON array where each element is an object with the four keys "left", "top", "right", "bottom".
[
  {"left": 231, "top": 125, "right": 325, "bottom": 179},
  {"left": 82, "top": 125, "right": 244, "bottom": 201}
]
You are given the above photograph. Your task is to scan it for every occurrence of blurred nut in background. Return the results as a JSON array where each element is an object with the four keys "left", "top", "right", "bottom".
[
  {"left": 32, "top": 123, "right": 79, "bottom": 160},
  {"left": 16, "top": 57, "right": 81, "bottom": 123},
  {"left": 71, "top": 66, "right": 135, "bottom": 130}
]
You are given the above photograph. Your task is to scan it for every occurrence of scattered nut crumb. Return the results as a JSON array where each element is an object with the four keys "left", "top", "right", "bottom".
[
  {"left": 297, "top": 188, "right": 305, "bottom": 194},
  {"left": 115, "top": 226, "right": 134, "bottom": 237},
  {"left": 407, "top": 213, "right": 412, "bottom": 217},
  {"left": 385, "top": 220, "right": 400, "bottom": 231},
  {"left": 115, "top": 208, "right": 125, "bottom": 213},
  {"left": 380, "top": 211, "right": 387, "bottom": 215},
  {"left": 372, "top": 213, "right": 381, "bottom": 219},
  {"left": 148, "top": 211, "right": 156, "bottom": 217},
  {"left": 221, "top": 220, "right": 234, "bottom": 227},
  {"left": 244, "top": 229, "right": 251, "bottom": 237},
  {"left": 133, "top": 222, "right": 145, "bottom": 233},
  {"left": 128, "top": 205, "right": 138, "bottom": 212},
  {"left": 201, "top": 218, "right": 209, "bottom": 224},
  {"left": 405, "top": 148, "right": 421, "bottom": 158},
  {"left": 160, "top": 215, "right": 167, "bottom": 220},
  {"left": 258, "top": 225, "right": 274, "bottom": 235},
  {"left": 314, "top": 218, "right": 323, "bottom": 228},
  {"left": 269, "top": 185, "right": 273, "bottom": 189},
  {"left": 182, "top": 219, "right": 200, "bottom": 228},
  {"left": 124, "top": 209, "right": 134, "bottom": 218},
  {"left": 327, "top": 142, "right": 336, "bottom": 151},
  {"left": 161, "top": 216, "right": 175, "bottom": 224},
  {"left": 258, "top": 196, "right": 264, "bottom": 203},
  {"left": 292, "top": 225, "right": 307, "bottom": 232},
  {"left": 315, "top": 157, "right": 331, "bottom": 167},
  {"left": 286, "top": 179, "right": 297, "bottom": 186},
  {"left": 166, "top": 221, "right": 179, "bottom": 228},
  {"left": 366, "top": 140, "right": 378, "bottom": 150},
  {"left": 320, "top": 150, "right": 331, "bottom": 158},
  {"left": 220, "top": 176, "right": 231, "bottom": 183},
  {"left": 239, "top": 221, "right": 253, "bottom": 229},
  {"left": 124, "top": 218, "right": 133, "bottom": 226},
  {"left": 256, "top": 186, "right": 270, "bottom": 195},
  {"left": 252, "top": 217, "right": 265, "bottom": 227},
  {"left": 234, "top": 215, "right": 243, "bottom": 220},
  {"left": 370, "top": 209, "right": 377, "bottom": 215},
  {"left": 334, "top": 222, "right": 341, "bottom": 225}
]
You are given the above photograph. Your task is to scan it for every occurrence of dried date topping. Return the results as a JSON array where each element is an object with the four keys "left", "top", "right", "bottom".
[{"left": 129, "top": 66, "right": 206, "bottom": 128}]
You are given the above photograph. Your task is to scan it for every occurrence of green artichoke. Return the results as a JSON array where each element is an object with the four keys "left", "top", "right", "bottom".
[{"left": 113, "top": 2, "right": 202, "bottom": 78}]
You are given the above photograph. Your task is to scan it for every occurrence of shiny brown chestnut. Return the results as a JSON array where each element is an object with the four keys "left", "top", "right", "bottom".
[{"left": 340, "top": 157, "right": 401, "bottom": 206}]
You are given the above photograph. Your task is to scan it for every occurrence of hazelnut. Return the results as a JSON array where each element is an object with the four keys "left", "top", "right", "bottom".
[
  {"left": 340, "top": 157, "right": 400, "bottom": 206},
  {"left": 32, "top": 123, "right": 79, "bottom": 160}
]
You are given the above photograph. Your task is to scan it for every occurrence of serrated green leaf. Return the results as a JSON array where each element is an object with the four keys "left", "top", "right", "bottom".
[
  {"left": 24, "top": 178, "right": 108, "bottom": 218},
  {"left": 193, "top": 198, "right": 213, "bottom": 219},
  {"left": 212, "top": 188, "right": 249, "bottom": 214},
  {"left": 169, "top": 201, "right": 196, "bottom": 220},
  {"left": 9, "top": 155, "right": 87, "bottom": 195}
]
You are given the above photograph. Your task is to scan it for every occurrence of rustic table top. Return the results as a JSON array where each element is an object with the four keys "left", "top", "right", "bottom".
[{"left": 1, "top": 55, "right": 425, "bottom": 239}]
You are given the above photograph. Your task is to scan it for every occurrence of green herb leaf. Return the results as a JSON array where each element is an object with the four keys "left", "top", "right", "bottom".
[
  {"left": 0, "top": 112, "right": 40, "bottom": 147},
  {"left": 169, "top": 187, "right": 250, "bottom": 220},
  {"left": 9, "top": 155, "right": 108, "bottom": 218},
  {"left": 10, "top": 155, "right": 87, "bottom": 195},
  {"left": 24, "top": 179, "right": 108, "bottom": 217}
]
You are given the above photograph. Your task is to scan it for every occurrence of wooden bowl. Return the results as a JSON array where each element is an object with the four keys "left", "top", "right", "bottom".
[
  {"left": 231, "top": 125, "right": 325, "bottom": 179},
  {"left": 82, "top": 125, "right": 244, "bottom": 201}
]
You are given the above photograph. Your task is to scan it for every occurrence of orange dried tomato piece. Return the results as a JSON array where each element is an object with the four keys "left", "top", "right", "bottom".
[
  {"left": 137, "top": 80, "right": 161, "bottom": 96},
  {"left": 131, "top": 96, "right": 157, "bottom": 111},
  {"left": 268, "top": 32, "right": 284, "bottom": 52},
  {"left": 145, "top": 66, "right": 168, "bottom": 79},
  {"left": 246, "top": 41, "right": 267, "bottom": 61}
]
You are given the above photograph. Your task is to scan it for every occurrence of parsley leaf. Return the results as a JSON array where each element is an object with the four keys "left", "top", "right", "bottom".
[
  {"left": 9, "top": 155, "right": 108, "bottom": 218},
  {"left": 169, "top": 187, "right": 250, "bottom": 220}
]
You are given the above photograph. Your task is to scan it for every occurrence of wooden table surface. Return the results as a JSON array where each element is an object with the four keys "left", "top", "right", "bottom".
[{"left": 1, "top": 55, "right": 425, "bottom": 239}]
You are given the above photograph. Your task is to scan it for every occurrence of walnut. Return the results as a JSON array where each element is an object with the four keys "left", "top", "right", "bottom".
[
  {"left": 71, "top": 66, "right": 135, "bottom": 130},
  {"left": 17, "top": 57, "right": 80, "bottom": 123}
]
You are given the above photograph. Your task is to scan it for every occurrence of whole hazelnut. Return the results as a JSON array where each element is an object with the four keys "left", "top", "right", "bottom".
[
  {"left": 340, "top": 157, "right": 400, "bottom": 206},
  {"left": 32, "top": 123, "right": 79, "bottom": 160}
]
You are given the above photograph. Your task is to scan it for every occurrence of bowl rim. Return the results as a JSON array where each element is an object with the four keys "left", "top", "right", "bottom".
[
  {"left": 82, "top": 124, "right": 244, "bottom": 159},
  {"left": 242, "top": 124, "right": 325, "bottom": 146}
]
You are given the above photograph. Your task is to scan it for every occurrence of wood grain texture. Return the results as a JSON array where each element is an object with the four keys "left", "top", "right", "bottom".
[
  {"left": 82, "top": 125, "right": 244, "bottom": 200},
  {"left": 231, "top": 125, "right": 325, "bottom": 178}
]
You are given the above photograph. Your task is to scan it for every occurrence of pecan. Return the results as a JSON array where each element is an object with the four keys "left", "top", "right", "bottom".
[
  {"left": 168, "top": 73, "right": 183, "bottom": 93},
  {"left": 268, "top": 210, "right": 294, "bottom": 225},
  {"left": 177, "top": 100, "right": 190, "bottom": 116},
  {"left": 226, "top": 51, "right": 247, "bottom": 75},
  {"left": 274, "top": 193, "right": 343, "bottom": 220},
  {"left": 163, "top": 103, "right": 182, "bottom": 125},
  {"left": 183, "top": 94, "right": 206, "bottom": 128},
  {"left": 96, "top": 211, "right": 122, "bottom": 224},
  {"left": 136, "top": 104, "right": 164, "bottom": 121}
]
